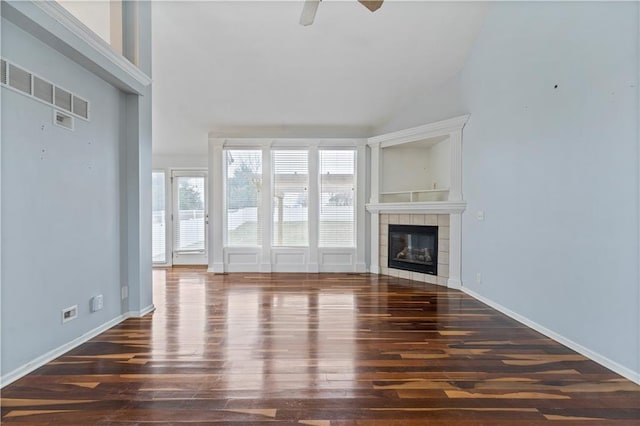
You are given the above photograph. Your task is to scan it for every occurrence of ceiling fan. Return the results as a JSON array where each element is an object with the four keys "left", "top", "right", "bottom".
[{"left": 300, "top": 0, "right": 383, "bottom": 26}]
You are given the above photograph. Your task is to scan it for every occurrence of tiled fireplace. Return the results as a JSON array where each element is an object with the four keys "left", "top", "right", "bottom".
[
  {"left": 365, "top": 114, "right": 468, "bottom": 289},
  {"left": 379, "top": 213, "right": 450, "bottom": 286}
]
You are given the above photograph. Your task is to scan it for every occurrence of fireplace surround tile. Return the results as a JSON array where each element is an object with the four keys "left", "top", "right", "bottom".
[
  {"left": 439, "top": 227, "right": 450, "bottom": 239},
  {"left": 411, "top": 215, "right": 425, "bottom": 225},
  {"left": 425, "top": 215, "right": 438, "bottom": 225},
  {"left": 380, "top": 213, "right": 451, "bottom": 287},
  {"left": 398, "top": 214, "right": 411, "bottom": 225},
  {"left": 438, "top": 264, "right": 449, "bottom": 278},
  {"left": 399, "top": 270, "right": 412, "bottom": 280},
  {"left": 425, "top": 274, "right": 437, "bottom": 285}
]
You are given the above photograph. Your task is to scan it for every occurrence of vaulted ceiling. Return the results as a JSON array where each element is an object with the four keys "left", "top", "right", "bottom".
[{"left": 152, "top": 1, "right": 488, "bottom": 155}]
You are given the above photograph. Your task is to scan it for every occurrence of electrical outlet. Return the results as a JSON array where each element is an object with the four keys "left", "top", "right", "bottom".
[
  {"left": 121, "top": 286, "right": 128, "bottom": 300},
  {"left": 476, "top": 273, "right": 482, "bottom": 284},
  {"left": 91, "top": 295, "right": 103, "bottom": 312},
  {"left": 476, "top": 210, "right": 485, "bottom": 221},
  {"left": 62, "top": 305, "right": 78, "bottom": 323}
]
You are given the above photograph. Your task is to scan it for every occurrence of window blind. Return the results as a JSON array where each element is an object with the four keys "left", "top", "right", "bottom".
[
  {"left": 319, "top": 150, "right": 355, "bottom": 247},
  {"left": 175, "top": 176, "right": 205, "bottom": 252},
  {"left": 152, "top": 172, "right": 166, "bottom": 263},
  {"left": 225, "top": 150, "right": 263, "bottom": 246},
  {"left": 272, "top": 150, "right": 309, "bottom": 246}
]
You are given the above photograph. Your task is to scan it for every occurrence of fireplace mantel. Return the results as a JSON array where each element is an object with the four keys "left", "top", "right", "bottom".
[
  {"left": 367, "top": 115, "right": 468, "bottom": 289},
  {"left": 366, "top": 201, "right": 466, "bottom": 215}
]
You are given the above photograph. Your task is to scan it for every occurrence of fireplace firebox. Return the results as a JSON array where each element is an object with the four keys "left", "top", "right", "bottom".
[{"left": 388, "top": 224, "right": 438, "bottom": 275}]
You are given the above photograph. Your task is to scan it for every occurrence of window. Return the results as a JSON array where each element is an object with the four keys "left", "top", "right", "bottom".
[
  {"left": 152, "top": 171, "right": 166, "bottom": 263},
  {"left": 319, "top": 150, "right": 355, "bottom": 247},
  {"left": 272, "top": 150, "right": 308, "bottom": 246},
  {"left": 225, "top": 150, "right": 262, "bottom": 246},
  {"left": 174, "top": 175, "right": 206, "bottom": 252}
]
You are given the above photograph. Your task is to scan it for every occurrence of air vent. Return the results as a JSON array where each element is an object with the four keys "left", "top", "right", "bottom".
[
  {"left": 1, "top": 58, "right": 89, "bottom": 121},
  {"left": 1, "top": 60, "right": 6, "bottom": 85},
  {"left": 55, "top": 87, "right": 72, "bottom": 112},
  {"left": 8, "top": 63, "right": 32, "bottom": 95},
  {"left": 54, "top": 109, "right": 74, "bottom": 131},
  {"left": 73, "top": 96, "right": 89, "bottom": 119},
  {"left": 34, "top": 76, "right": 53, "bottom": 104}
]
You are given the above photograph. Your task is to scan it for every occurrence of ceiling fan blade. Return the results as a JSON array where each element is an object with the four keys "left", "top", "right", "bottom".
[
  {"left": 300, "top": 0, "right": 321, "bottom": 26},
  {"left": 358, "top": 0, "right": 383, "bottom": 12}
]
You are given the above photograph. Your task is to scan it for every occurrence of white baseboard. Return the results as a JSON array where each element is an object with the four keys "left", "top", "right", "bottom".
[
  {"left": 1, "top": 313, "right": 127, "bottom": 388},
  {"left": 126, "top": 304, "right": 156, "bottom": 317},
  {"left": 447, "top": 278, "right": 462, "bottom": 289},
  {"left": 462, "top": 287, "right": 640, "bottom": 385},
  {"left": 1, "top": 304, "right": 157, "bottom": 389}
]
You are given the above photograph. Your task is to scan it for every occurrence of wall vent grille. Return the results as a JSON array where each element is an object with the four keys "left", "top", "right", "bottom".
[
  {"left": 1, "top": 57, "right": 90, "bottom": 121},
  {"left": 72, "top": 96, "right": 89, "bottom": 119},
  {"left": 55, "top": 87, "right": 72, "bottom": 112},
  {"left": 0, "top": 60, "right": 7, "bottom": 85},
  {"left": 8, "top": 63, "right": 32, "bottom": 95},
  {"left": 34, "top": 76, "right": 54, "bottom": 104}
]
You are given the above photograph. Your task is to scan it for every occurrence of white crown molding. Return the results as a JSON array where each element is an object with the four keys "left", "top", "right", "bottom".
[
  {"left": 366, "top": 201, "right": 467, "bottom": 214},
  {"left": 368, "top": 114, "right": 470, "bottom": 148},
  {"left": 2, "top": 0, "right": 151, "bottom": 94},
  {"left": 211, "top": 137, "right": 368, "bottom": 148}
]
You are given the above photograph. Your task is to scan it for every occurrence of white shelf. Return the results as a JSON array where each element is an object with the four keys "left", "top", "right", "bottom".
[{"left": 380, "top": 188, "right": 450, "bottom": 203}]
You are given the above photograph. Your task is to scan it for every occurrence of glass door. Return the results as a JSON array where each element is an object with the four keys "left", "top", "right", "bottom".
[
  {"left": 172, "top": 170, "right": 208, "bottom": 265},
  {"left": 152, "top": 171, "right": 167, "bottom": 263}
]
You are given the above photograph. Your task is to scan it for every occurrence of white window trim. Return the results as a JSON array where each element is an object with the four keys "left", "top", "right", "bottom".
[{"left": 210, "top": 138, "right": 367, "bottom": 273}]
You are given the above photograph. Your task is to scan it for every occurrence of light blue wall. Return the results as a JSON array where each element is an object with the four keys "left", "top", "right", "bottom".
[
  {"left": 378, "top": 2, "right": 640, "bottom": 378},
  {"left": 1, "top": 18, "right": 124, "bottom": 376},
  {"left": 460, "top": 1, "right": 638, "bottom": 376}
]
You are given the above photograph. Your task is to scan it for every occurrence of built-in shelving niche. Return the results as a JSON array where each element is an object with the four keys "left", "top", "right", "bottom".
[{"left": 365, "top": 115, "right": 469, "bottom": 288}]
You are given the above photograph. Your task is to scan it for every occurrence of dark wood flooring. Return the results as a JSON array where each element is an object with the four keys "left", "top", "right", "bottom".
[{"left": 2, "top": 269, "right": 639, "bottom": 424}]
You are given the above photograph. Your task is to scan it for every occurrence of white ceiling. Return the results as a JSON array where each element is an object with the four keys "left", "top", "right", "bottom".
[{"left": 152, "top": 1, "right": 488, "bottom": 155}]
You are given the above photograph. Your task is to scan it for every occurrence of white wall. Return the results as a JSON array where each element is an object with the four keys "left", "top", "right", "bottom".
[
  {"left": 377, "top": 2, "right": 640, "bottom": 381},
  {"left": 58, "top": 0, "right": 112, "bottom": 45},
  {"left": 153, "top": 154, "right": 208, "bottom": 170},
  {"left": 375, "top": 74, "right": 465, "bottom": 135},
  {"left": 461, "top": 2, "right": 639, "bottom": 379},
  {"left": 381, "top": 147, "right": 432, "bottom": 193},
  {"left": 1, "top": 18, "right": 124, "bottom": 377},
  {"left": 427, "top": 139, "right": 450, "bottom": 190},
  {"left": 1, "top": 0, "right": 153, "bottom": 384}
]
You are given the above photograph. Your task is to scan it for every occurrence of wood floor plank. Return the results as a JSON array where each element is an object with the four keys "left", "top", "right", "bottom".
[{"left": 1, "top": 269, "right": 639, "bottom": 424}]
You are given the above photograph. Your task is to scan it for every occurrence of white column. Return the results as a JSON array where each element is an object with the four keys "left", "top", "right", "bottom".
[
  {"left": 447, "top": 212, "right": 462, "bottom": 289},
  {"left": 449, "top": 130, "right": 463, "bottom": 201},
  {"left": 122, "top": 1, "right": 153, "bottom": 315},
  {"left": 369, "top": 142, "right": 380, "bottom": 203},
  {"left": 260, "top": 143, "right": 272, "bottom": 272},
  {"left": 208, "top": 139, "right": 224, "bottom": 273},
  {"left": 307, "top": 146, "right": 319, "bottom": 272},
  {"left": 370, "top": 213, "right": 380, "bottom": 274},
  {"left": 369, "top": 143, "right": 381, "bottom": 274},
  {"left": 355, "top": 142, "right": 367, "bottom": 272}
]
